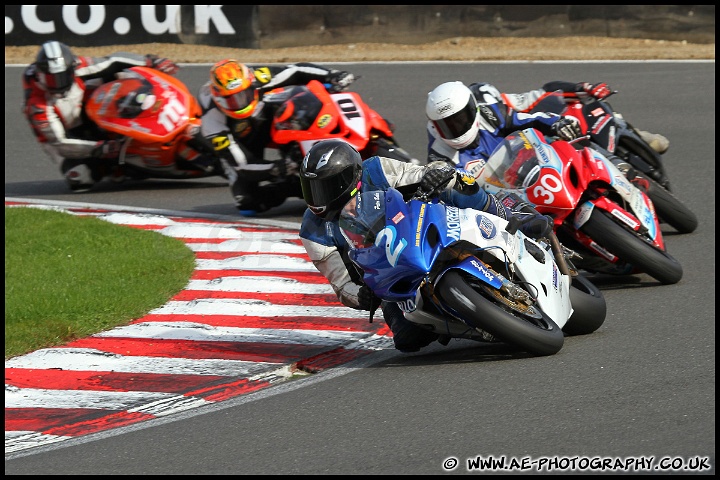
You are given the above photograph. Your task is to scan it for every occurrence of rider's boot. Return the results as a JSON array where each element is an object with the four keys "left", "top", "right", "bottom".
[
  {"left": 382, "top": 302, "right": 439, "bottom": 353},
  {"left": 63, "top": 164, "right": 95, "bottom": 193},
  {"left": 637, "top": 130, "right": 670, "bottom": 154}
]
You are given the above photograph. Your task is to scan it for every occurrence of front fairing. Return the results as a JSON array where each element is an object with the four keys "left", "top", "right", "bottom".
[
  {"left": 341, "top": 189, "right": 451, "bottom": 302},
  {"left": 474, "top": 129, "right": 581, "bottom": 218},
  {"left": 85, "top": 67, "right": 193, "bottom": 143}
]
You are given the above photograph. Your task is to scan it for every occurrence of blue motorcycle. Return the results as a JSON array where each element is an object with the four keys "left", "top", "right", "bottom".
[{"left": 339, "top": 187, "right": 606, "bottom": 357}]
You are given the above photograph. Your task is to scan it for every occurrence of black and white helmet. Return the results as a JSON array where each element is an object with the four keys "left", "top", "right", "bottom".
[
  {"left": 35, "top": 40, "right": 76, "bottom": 95},
  {"left": 299, "top": 140, "right": 363, "bottom": 220}
]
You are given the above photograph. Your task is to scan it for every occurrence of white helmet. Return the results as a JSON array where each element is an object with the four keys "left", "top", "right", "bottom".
[{"left": 426, "top": 81, "right": 480, "bottom": 149}]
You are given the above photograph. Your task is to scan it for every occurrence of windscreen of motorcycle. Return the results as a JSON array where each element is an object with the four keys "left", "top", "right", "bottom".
[
  {"left": 274, "top": 89, "right": 324, "bottom": 131},
  {"left": 339, "top": 191, "right": 387, "bottom": 249}
]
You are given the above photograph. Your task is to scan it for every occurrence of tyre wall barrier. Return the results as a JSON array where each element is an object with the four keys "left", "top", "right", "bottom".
[{"left": 4, "top": 5, "right": 715, "bottom": 49}]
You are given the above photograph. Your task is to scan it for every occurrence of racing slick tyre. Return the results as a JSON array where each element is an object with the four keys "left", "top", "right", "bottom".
[
  {"left": 437, "top": 270, "right": 565, "bottom": 357},
  {"left": 580, "top": 209, "right": 683, "bottom": 285}
]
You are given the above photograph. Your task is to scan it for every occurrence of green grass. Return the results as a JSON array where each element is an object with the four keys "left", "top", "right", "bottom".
[{"left": 4, "top": 206, "right": 196, "bottom": 359}]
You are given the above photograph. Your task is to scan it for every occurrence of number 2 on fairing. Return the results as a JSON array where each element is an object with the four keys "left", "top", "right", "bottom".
[{"left": 376, "top": 226, "right": 407, "bottom": 266}]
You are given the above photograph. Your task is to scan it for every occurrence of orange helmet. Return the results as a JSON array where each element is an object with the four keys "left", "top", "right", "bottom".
[{"left": 209, "top": 60, "right": 258, "bottom": 119}]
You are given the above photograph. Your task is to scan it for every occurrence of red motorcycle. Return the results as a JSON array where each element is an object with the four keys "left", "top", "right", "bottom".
[
  {"left": 269, "top": 79, "right": 421, "bottom": 165},
  {"left": 529, "top": 91, "right": 697, "bottom": 234},
  {"left": 84, "top": 66, "right": 224, "bottom": 183},
  {"left": 467, "top": 128, "right": 683, "bottom": 285}
]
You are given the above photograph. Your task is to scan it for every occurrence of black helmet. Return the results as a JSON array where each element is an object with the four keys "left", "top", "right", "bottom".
[
  {"left": 35, "top": 41, "right": 76, "bottom": 95},
  {"left": 299, "top": 140, "right": 363, "bottom": 220}
]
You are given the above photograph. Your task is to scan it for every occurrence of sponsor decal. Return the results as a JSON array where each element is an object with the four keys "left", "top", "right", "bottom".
[
  {"left": 480, "top": 105, "right": 498, "bottom": 126},
  {"left": 501, "top": 195, "right": 519, "bottom": 209},
  {"left": 476, "top": 213, "right": 497, "bottom": 240},
  {"left": 233, "top": 120, "right": 250, "bottom": 137},
  {"left": 253, "top": 67, "right": 271, "bottom": 84},
  {"left": 211, "top": 135, "right": 230, "bottom": 150},
  {"left": 416, "top": 204, "right": 426, "bottom": 246},
  {"left": 589, "top": 240, "right": 617, "bottom": 261},
  {"left": 392, "top": 211, "right": 405, "bottom": 224},
  {"left": 437, "top": 103, "right": 453, "bottom": 115},
  {"left": 470, "top": 259, "right": 496, "bottom": 282},
  {"left": 398, "top": 298, "right": 416, "bottom": 313},
  {"left": 610, "top": 208, "right": 640, "bottom": 229},
  {"left": 317, "top": 114, "right": 332, "bottom": 128},
  {"left": 590, "top": 115, "right": 612, "bottom": 135},
  {"left": 446, "top": 206, "right": 461, "bottom": 242},
  {"left": 463, "top": 158, "right": 486, "bottom": 178}
]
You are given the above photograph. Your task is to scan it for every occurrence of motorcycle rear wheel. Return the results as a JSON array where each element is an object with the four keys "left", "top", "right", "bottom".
[
  {"left": 436, "top": 270, "right": 565, "bottom": 356},
  {"left": 642, "top": 175, "right": 698, "bottom": 234},
  {"left": 564, "top": 275, "right": 607, "bottom": 336},
  {"left": 580, "top": 209, "right": 683, "bottom": 285}
]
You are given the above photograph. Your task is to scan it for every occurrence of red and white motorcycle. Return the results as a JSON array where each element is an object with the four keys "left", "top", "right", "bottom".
[{"left": 466, "top": 128, "right": 683, "bottom": 285}]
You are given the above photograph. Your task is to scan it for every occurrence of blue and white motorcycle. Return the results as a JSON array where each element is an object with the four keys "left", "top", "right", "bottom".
[{"left": 339, "top": 187, "right": 606, "bottom": 357}]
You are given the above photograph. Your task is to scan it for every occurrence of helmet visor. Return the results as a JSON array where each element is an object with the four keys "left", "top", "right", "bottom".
[
  {"left": 300, "top": 167, "right": 360, "bottom": 216},
  {"left": 214, "top": 87, "right": 255, "bottom": 115},
  {"left": 39, "top": 70, "right": 74, "bottom": 94},
  {"left": 431, "top": 96, "right": 477, "bottom": 141}
]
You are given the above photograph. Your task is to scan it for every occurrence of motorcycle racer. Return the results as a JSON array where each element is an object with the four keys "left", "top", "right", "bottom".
[
  {"left": 500, "top": 81, "right": 670, "bottom": 154},
  {"left": 298, "top": 139, "right": 553, "bottom": 353},
  {"left": 22, "top": 40, "right": 180, "bottom": 192},
  {"left": 425, "top": 81, "right": 584, "bottom": 170},
  {"left": 197, "top": 59, "right": 356, "bottom": 216}
]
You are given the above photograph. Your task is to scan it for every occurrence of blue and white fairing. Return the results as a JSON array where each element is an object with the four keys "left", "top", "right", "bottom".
[{"left": 340, "top": 187, "right": 573, "bottom": 328}]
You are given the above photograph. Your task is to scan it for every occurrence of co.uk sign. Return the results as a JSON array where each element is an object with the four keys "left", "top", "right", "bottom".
[{"left": 5, "top": 5, "right": 259, "bottom": 48}]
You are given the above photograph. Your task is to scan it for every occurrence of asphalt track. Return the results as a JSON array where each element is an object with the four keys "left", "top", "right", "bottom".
[{"left": 5, "top": 62, "right": 715, "bottom": 474}]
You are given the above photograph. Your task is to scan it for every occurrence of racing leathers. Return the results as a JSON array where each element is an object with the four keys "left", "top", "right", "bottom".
[
  {"left": 198, "top": 62, "right": 355, "bottom": 214},
  {"left": 498, "top": 80, "right": 670, "bottom": 154},
  {"left": 427, "top": 82, "right": 572, "bottom": 177},
  {"left": 22, "top": 51, "right": 178, "bottom": 191},
  {"left": 299, "top": 156, "right": 522, "bottom": 352}
]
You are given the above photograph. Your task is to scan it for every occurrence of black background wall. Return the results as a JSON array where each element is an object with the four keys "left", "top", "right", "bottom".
[{"left": 4, "top": 5, "right": 715, "bottom": 48}]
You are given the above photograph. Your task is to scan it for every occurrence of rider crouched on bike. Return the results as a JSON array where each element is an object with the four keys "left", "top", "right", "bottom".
[
  {"left": 499, "top": 81, "right": 670, "bottom": 154},
  {"left": 298, "top": 140, "right": 553, "bottom": 353},
  {"left": 197, "top": 59, "right": 356, "bottom": 216},
  {"left": 22, "top": 40, "right": 179, "bottom": 192},
  {"left": 425, "top": 81, "right": 585, "bottom": 171}
]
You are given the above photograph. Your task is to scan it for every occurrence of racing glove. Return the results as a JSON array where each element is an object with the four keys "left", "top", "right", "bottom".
[
  {"left": 496, "top": 191, "right": 554, "bottom": 239},
  {"left": 327, "top": 71, "right": 355, "bottom": 93},
  {"left": 516, "top": 212, "right": 554, "bottom": 239},
  {"left": 551, "top": 116, "right": 582, "bottom": 141},
  {"left": 145, "top": 54, "right": 179, "bottom": 75},
  {"left": 579, "top": 82, "right": 612, "bottom": 100},
  {"left": 91, "top": 139, "right": 125, "bottom": 159},
  {"left": 357, "top": 284, "right": 382, "bottom": 311},
  {"left": 419, "top": 163, "right": 456, "bottom": 196}
]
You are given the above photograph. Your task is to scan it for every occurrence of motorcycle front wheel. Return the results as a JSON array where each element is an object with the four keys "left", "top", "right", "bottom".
[
  {"left": 436, "top": 270, "right": 565, "bottom": 356},
  {"left": 580, "top": 209, "right": 683, "bottom": 285},
  {"left": 563, "top": 275, "right": 607, "bottom": 336}
]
